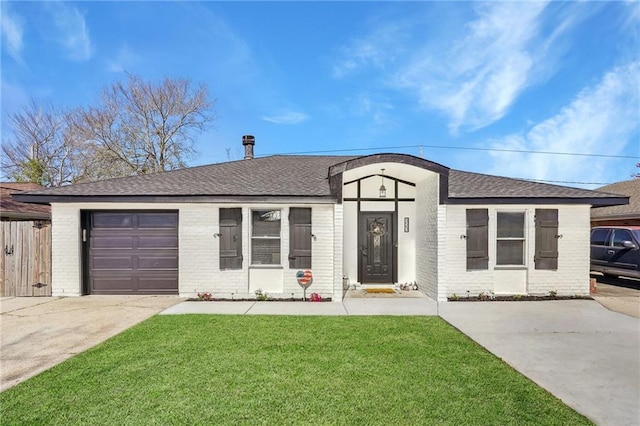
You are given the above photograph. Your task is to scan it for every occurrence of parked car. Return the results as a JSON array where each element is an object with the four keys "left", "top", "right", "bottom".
[{"left": 590, "top": 226, "right": 640, "bottom": 279}]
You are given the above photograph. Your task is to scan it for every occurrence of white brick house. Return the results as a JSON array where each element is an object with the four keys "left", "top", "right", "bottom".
[{"left": 15, "top": 136, "right": 627, "bottom": 301}]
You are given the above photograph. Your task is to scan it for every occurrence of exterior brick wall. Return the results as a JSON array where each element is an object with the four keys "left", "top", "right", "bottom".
[
  {"left": 51, "top": 205, "right": 82, "bottom": 296},
  {"left": 397, "top": 198, "right": 417, "bottom": 284},
  {"left": 436, "top": 204, "right": 448, "bottom": 301},
  {"left": 341, "top": 201, "right": 358, "bottom": 286},
  {"left": 415, "top": 174, "right": 439, "bottom": 299},
  {"left": 179, "top": 205, "right": 252, "bottom": 298},
  {"left": 527, "top": 206, "right": 591, "bottom": 296},
  {"left": 49, "top": 199, "right": 593, "bottom": 302},
  {"left": 332, "top": 204, "right": 344, "bottom": 301},
  {"left": 49, "top": 202, "right": 337, "bottom": 300},
  {"left": 440, "top": 204, "right": 591, "bottom": 301},
  {"left": 180, "top": 203, "right": 337, "bottom": 300},
  {"left": 282, "top": 205, "right": 336, "bottom": 300}
]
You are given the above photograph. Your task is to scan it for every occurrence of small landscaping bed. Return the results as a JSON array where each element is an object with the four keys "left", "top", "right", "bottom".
[
  {"left": 449, "top": 293, "right": 593, "bottom": 302},
  {"left": 189, "top": 290, "right": 330, "bottom": 302},
  {"left": 187, "top": 297, "right": 333, "bottom": 302}
]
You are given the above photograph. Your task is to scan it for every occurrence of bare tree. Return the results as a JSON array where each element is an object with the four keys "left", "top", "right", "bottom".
[
  {"left": 1, "top": 100, "right": 83, "bottom": 186},
  {"left": 2, "top": 75, "right": 215, "bottom": 186},
  {"left": 76, "top": 74, "right": 215, "bottom": 175}
]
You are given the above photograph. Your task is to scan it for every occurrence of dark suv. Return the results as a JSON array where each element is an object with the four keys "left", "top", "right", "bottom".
[{"left": 590, "top": 226, "right": 640, "bottom": 279}]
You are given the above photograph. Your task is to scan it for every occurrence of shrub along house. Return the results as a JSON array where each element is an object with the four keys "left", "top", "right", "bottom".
[{"left": 14, "top": 136, "right": 628, "bottom": 302}]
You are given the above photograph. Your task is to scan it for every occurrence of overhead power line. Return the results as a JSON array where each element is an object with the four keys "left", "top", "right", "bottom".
[
  {"left": 255, "top": 143, "right": 636, "bottom": 186},
  {"left": 519, "top": 178, "right": 612, "bottom": 185},
  {"left": 199, "top": 141, "right": 635, "bottom": 186},
  {"left": 259, "top": 144, "right": 640, "bottom": 160}
]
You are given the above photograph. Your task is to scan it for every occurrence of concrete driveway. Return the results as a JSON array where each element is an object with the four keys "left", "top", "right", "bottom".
[
  {"left": 439, "top": 300, "right": 640, "bottom": 426},
  {"left": 591, "top": 274, "right": 640, "bottom": 318},
  {"left": 0, "top": 295, "right": 183, "bottom": 392}
]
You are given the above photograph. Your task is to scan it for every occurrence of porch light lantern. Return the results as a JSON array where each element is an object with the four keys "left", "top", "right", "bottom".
[{"left": 379, "top": 168, "right": 387, "bottom": 198}]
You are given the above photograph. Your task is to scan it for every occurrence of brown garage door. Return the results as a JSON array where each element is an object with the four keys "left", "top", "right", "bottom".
[{"left": 87, "top": 211, "right": 178, "bottom": 295}]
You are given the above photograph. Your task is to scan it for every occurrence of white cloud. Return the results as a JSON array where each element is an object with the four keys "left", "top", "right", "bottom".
[
  {"left": 0, "top": 5, "right": 25, "bottom": 63},
  {"left": 622, "top": 0, "right": 640, "bottom": 30},
  {"left": 333, "top": 2, "right": 593, "bottom": 134},
  {"left": 394, "top": 2, "right": 552, "bottom": 134},
  {"left": 347, "top": 93, "right": 395, "bottom": 127},
  {"left": 47, "top": 2, "right": 93, "bottom": 61},
  {"left": 486, "top": 61, "right": 640, "bottom": 187},
  {"left": 261, "top": 110, "right": 309, "bottom": 125},
  {"left": 107, "top": 44, "right": 140, "bottom": 73},
  {"left": 332, "top": 21, "right": 407, "bottom": 79}
]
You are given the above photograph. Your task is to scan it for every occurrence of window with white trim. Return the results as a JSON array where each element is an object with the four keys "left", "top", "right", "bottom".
[
  {"left": 496, "top": 212, "right": 526, "bottom": 266},
  {"left": 251, "top": 210, "right": 281, "bottom": 265}
]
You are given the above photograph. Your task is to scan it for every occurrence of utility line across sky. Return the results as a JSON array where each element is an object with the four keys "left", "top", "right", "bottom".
[
  {"left": 252, "top": 144, "right": 638, "bottom": 186},
  {"left": 258, "top": 144, "right": 640, "bottom": 160},
  {"left": 202, "top": 142, "right": 638, "bottom": 186}
]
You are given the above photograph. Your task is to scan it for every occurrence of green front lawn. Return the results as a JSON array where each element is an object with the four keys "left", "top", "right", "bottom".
[{"left": 1, "top": 316, "right": 590, "bottom": 425}]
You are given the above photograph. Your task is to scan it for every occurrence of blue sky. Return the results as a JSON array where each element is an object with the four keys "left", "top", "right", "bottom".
[{"left": 1, "top": 1, "right": 639, "bottom": 188}]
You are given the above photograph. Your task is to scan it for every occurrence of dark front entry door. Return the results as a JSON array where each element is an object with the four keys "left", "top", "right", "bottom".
[{"left": 360, "top": 213, "right": 394, "bottom": 283}]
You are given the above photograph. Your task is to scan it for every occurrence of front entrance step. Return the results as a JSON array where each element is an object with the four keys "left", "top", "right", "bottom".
[{"left": 344, "top": 289, "right": 428, "bottom": 299}]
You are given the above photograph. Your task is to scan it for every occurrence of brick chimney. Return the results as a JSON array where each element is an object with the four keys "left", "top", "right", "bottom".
[{"left": 242, "top": 135, "right": 255, "bottom": 159}]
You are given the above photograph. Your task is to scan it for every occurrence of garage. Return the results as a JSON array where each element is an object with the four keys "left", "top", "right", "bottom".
[{"left": 85, "top": 211, "right": 178, "bottom": 295}]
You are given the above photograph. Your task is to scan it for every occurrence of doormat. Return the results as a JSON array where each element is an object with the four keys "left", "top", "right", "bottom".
[{"left": 365, "top": 288, "right": 396, "bottom": 294}]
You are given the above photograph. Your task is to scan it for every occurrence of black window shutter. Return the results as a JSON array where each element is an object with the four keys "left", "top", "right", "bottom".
[
  {"left": 535, "top": 209, "right": 558, "bottom": 270},
  {"left": 220, "top": 208, "right": 242, "bottom": 270},
  {"left": 466, "top": 209, "right": 489, "bottom": 270},
  {"left": 289, "top": 208, "right": 312, "bottom": 269}
]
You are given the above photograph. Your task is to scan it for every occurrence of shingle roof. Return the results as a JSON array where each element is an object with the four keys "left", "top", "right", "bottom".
[
  {"left": 11, "top": 154, "right": 627, "bottom": 206},
  {"left": 448, "top": 170, "right": 621, "bottom": 200},
  {"left": 17, "top": 156, "right": 356, "bottom": 197},
  {"left": 591, "top": 179, "right": 640, "bottom": 219},
  {"left": 0, "top": 183, "right": 51, "bottom": 219}
]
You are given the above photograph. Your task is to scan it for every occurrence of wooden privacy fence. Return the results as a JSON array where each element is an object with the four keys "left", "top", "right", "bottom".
[{"left": 1, "top": 220, "right": 52, "bottom": 296}]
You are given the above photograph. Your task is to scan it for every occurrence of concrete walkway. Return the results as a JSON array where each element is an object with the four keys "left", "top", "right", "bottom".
[
  {"left": 160, "top": 297, "right": 439, "bottom": 316},
  {"left": 439, "top": 300, "right": 640, "bottom": 426}
]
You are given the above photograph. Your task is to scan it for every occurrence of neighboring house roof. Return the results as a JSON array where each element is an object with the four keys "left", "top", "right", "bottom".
[
  {"left": 0, "top": 183, "right": 52, "bottom": 220},
  {"left": 12, "top": 154, "right": 628, "bottom": 207},
  {"left": 591, "top": 179, "right": 640, "bottom": 220}
]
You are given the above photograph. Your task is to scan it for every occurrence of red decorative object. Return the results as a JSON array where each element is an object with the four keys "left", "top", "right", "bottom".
[
  {"left": 296, "top": 270, "right": 313, "bottom": 288},
  {"left": 309, "top": 292, "right": 322, "bottom": 302}
]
